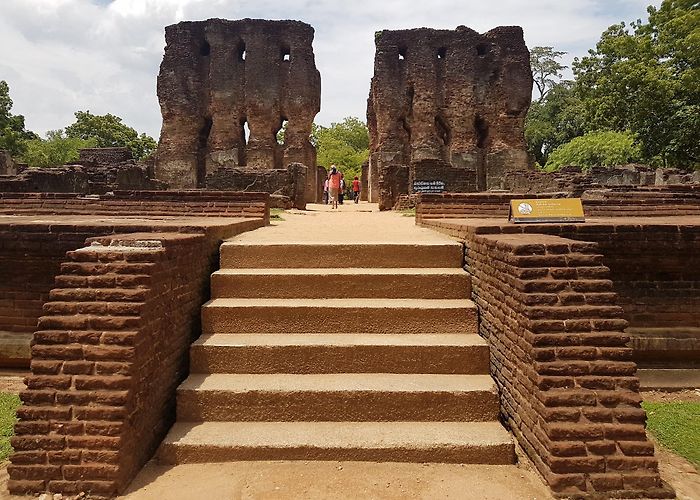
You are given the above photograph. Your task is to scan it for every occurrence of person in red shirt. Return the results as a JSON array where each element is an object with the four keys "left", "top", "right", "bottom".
[
  {"left": 327, "top": 165, "right": 341, "bottom": 209},
  {"left": 352, "top": 176, "right": 361, "bottom": 204}
]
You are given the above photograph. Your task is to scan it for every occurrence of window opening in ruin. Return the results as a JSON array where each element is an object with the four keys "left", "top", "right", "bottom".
[
  {"left": 243, "top": 120, "right": 250, "bottom": 144},
  {"left": 437, "top": 47, "right": 446, "bottom": 59},
  {"left": 407, "top": 85, "right": 415, "bottom": 105},
  {"left": 435, "top": 115, "right": 450, "bottom": 147},
  {"left": 238, "top": 41, "right": 246, "bottom": 61},
  {"left": 474, "top": 115, "right": 489, "bottom": 148},
  {"left": 200, "top": 41, "right": 211, "bottom": 57},
  {"left": 238, "top": 117, "right": 249, "bottom": 166},
  {"left": 398, "top": 47, "right": 406, "bottom": 61},
  {"left": 282, "top": 45, "right": 291, "bottom": 62},
  {"left": 476, "top": 43, "right": 489, "bottom": 56},
  {"left": 276, "top": 119, "right": 288, "bottom": 145},
  {"left": 196, "top": 117, "right": 213, "bottom": 187},
  {"left": 401, "top": 117, "right": 411, "bottom": 142}
]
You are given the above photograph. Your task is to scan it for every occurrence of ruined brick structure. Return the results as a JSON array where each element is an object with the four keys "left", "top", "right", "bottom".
[
  {"left": 367, "top": 26, "right": 531, "bottom": 208},
  {"left": 155, "top": 18, "right": 321, "bottom": 203},
  {"left": 0, "top": 148, "right": 164, "bottom": 194}
]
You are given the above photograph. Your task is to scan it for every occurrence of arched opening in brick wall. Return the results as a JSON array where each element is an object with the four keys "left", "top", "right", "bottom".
[
  {"left": 474, "top": 115, "right": 489, "bottom": 148},
  {"left": 276, "top": 118, "right": 288, "bottom": 145},
  {"left": 238, "top": 117, "right": 249, "bottom": 166},
  {"left": 196, "top": 117, "right": 213, "bottom": 187},
  {"left": 476, "top": 43, "right": 490, "bottom": 56},
  {"left": 435, "top": 115, "right": 451, "bottom": 147},
  {"left": 437, "top": 47, "right": 446, "bottom": 59},
  {"left": 281, "top": 44, "right": 291, "bottom": 62},
  {"left": 474, "top": 114, "right": 489, "bottom": 190},
  {"left": 237, "top": 40, "right": 246, "bottom": 61},
  {"left": 398, "top": 46, "right": 406, "bottom": 61},
  {"left": 200, "top": 41, "right": 211, "bottom": 57}
]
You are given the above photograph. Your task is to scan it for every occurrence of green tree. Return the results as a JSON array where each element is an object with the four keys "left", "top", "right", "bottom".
[
  {"left": 530, "top": 46, "right": 568, "bottom": 102},
  {"left": 525, "top": 81, "right": 586, "bottom": 166},
  {"left": 573, "top": 0, "right": 700, "bottom": 167},
  {"left": 314, "top": 117, "right": 369, "bottom": 181},
  {"left": 21, "top": 130, "right": 97, "bottom": 168},
  {"left": 544, "top": 130, "right": 642, "bottom": 171},
  {"left": 64, "top": 111, "right": 157, "bottom": 160},
  {"left": 0, "top": 80, "right": 38, "bottom": 156}
]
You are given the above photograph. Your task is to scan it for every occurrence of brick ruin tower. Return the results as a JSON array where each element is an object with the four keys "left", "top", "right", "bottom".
[
  {"left": 155, "top": 19, "right": 321, "bottom": 202},
  {"left": 367, "top": 26, "right": 532, "bottom": 208}
]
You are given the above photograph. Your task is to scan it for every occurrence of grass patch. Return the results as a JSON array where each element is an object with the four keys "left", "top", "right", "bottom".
[
  {"left": 0, "top": 392, "right": 21, "bottom": 461},
  {"left": 642, "top": 401, "right": 700, "bottom": 467},
  {"left": 270, "top": 208, "right": 286, "bottom": 221},
  {"left": 400, "top": 208, "right": 416, "bottom": 217}
]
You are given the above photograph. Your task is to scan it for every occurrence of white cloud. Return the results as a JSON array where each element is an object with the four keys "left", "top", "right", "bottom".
[{"left": 0, "top": 0, "right": 660, "bottom": 139}]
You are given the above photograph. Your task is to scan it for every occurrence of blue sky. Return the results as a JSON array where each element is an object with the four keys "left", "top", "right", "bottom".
[{"left": 0, "top": 0, "right": 661, "bottom": 139}]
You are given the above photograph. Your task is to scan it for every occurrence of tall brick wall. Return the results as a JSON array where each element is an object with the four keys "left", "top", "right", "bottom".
[
  {"left": 466, "top": 233, "right": 672, "bottom": 498},
  {"left": 8, "top": 232, "right": 224, "bottom": 497}
]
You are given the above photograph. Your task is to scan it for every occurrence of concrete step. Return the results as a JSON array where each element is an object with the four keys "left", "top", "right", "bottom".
[
  {"left": 157, "top": 421, "right": 515, "bottom": 465},
  {"left": 176, "top": 373, "right": 498, "bottom": 422},
  {"left": 201, "top": 298, "right": 477, "bottom": 334},
  {"left": 637, "top": 368, "right": 700, "bottom": 391},
  {"left": 220, "top": 242, "right": 463, "bottom": 269},
  {"left": 210, "top": 268, "right": 471, "bottom": 299},
  {"left": 190, "top": 333, "right": 489, "bottom": 374}
]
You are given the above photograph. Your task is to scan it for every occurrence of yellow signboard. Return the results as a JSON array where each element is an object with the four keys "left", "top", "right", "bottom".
[{"left": 509, "top": 198, "right": 585, "bottom": 223}]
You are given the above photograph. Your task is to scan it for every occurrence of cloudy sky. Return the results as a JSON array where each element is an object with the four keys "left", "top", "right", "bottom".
[{"left": 0, "top": 0, "right": 660, "bottom": 139}]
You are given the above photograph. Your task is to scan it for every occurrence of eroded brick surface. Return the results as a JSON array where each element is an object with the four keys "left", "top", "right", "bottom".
[
  {"left": 367, "top": 26, "right": 531, "bottom": 207},
  {"left": 155, "top": 18, "right": 321, "bottom": 198}
]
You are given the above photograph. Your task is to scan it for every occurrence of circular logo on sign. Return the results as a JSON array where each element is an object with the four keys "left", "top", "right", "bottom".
[{"left": 518, "top": 202, "right": 533, "bottom": 215}]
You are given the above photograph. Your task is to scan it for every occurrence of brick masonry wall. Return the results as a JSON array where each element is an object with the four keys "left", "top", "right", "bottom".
[
  {"left": 0, "top": 191, "right": 270, "bottom": 223},
  {"left": 0, "top": 210, "right": 266, "bottom": 367},
  {"left": 415, "top": 188, "right": 700, "bottom": 223},
  {"left": 466, "top": 232, "right": 673, "bottom": 498},
  {"left": 7, "top": 231, "right": 226, "bottom": 497}
]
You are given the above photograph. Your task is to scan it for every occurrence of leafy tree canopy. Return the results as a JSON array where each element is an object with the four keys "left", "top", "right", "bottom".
[
  {"left": 544, "top": 130, "right": 642, "bottom": 171},
  {"left": 0, "top": 80, "right": 38, "bottom": 156},
  {"left": 64, "top": 111, "right": 157, "bottom": 160},
  {"left": 572, "top": 0, "right": 700, "bottom": 167},
  {"left": 314, "top": 117, "right": 369, "bottom": 181},
  {"left": 525, "top": 81, "right": 586, "bottom": 166},
  {"left": 21, "top": 130, "right": 97, "bottom": 168},
  {"left": 530, "top": 46, "right": 568, "bottom": 102}
]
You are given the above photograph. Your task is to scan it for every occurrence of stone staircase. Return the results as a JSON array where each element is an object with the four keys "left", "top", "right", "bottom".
[{"left": 158, "top": 239, "right": 514, "bottom": 464}]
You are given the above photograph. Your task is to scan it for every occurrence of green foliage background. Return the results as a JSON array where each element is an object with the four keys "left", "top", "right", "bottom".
[
  {"left": 527, "top": 0, "right": 699, "bottom": 170},
  {"left": 314, "top": 117, "right": 369, "bottom": 195}
]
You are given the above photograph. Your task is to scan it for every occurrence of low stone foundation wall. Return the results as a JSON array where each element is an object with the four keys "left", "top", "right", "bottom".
[
  {"left": 467, "top": 232, "right": 672, "bottom": 498},
  {"left": 421, "top": 216, "right": 700, "bottom": 372},
  {"left": 0, "top": 191, "right": 270, "bottom": 222},
  {"left": 415, "top": 187, "right": 700, "bottom": 222},
  {"left": 7, "top": 224, "right": 260, "bottom": 497}
]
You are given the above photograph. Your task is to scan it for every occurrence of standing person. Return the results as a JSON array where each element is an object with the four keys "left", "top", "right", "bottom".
[
  {"left": 352, "top": 176, "right": 361, "bottom": 204},
  {"left": 327, "top": 165, "right": 341, "bottom": 209},
  {"left": 338, "top": 173, "right": 345, "bottom": 205},
  {"left": 322, "top": 178, "right": 329, "bottom": 204}
]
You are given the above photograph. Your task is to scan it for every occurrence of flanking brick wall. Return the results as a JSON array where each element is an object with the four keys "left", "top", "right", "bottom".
[
  {"left": 0, "top": 191, "right": 270, "bottom": 223},
  {"left": 466, "top": 232, "right": 672, "bottom": 498},
  {"left": 415, "top": 188, "right": 700, "bottom": 222},
  {"left": 555, "top": 224, "right": 700, "bottom": 332},
  {"left": 8, "top": 231, "right": 226, "bottom": 497}
]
